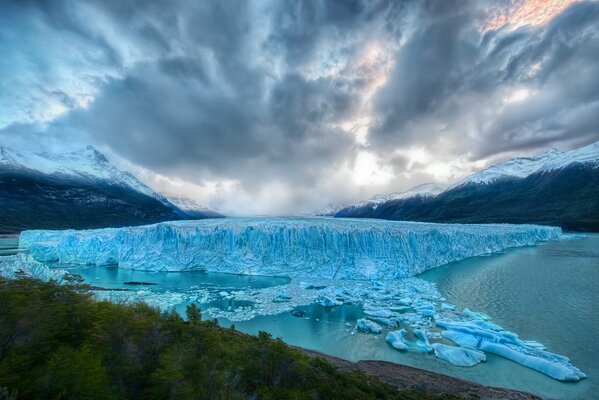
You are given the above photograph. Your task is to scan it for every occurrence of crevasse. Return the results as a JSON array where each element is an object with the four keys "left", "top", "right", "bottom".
[{"left": 19, "top": 217, "right": 560, "bottom": 279}]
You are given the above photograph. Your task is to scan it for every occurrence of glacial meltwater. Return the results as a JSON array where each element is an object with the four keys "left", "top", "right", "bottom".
[{"left": 1, "top": 232, "right": 597, "bottom": 399}]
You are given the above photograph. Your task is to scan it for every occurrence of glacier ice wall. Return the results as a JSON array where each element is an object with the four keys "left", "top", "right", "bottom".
[
  {"left": 19, "top": 217, "right": 561, "bottom": 279},
  {"left": 0, "top": 254, "right": 67, "bottom": 281}
]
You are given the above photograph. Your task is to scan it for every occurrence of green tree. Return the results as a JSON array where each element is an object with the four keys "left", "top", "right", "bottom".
[{"left": 185, "top": 303, "right": 202, "bottom": 325}]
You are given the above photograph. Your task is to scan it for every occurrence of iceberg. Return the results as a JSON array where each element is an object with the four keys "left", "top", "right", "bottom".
[
  {"left": 431, "top": 343, "right": 486, "bottom": 367},
  {"left": 320, "top": 296, "right": 342, "bottom": 307},
  {"left": 19, "top": 217, "right": 560, "bottom": 279},
  {"left": 355, "top": 318, "right": 383, "bottom": 334},
  {"left": 438, "top": 320, "right": 586, "bottom": 381},
  {"left": 386, "top": 329, "right": 408, "bottom": 351},
  {"left": 414, "top": 329, "right": 433, "bottom": 352}
]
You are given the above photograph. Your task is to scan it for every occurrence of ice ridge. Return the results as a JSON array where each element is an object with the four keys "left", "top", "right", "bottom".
[{"left": 19, "top": 217, "right": 561, "bottom": 280}]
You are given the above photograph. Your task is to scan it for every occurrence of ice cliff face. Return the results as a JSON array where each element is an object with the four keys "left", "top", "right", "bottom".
[
  {"left": 0, "top": 254, "right": 67, "bottom": 281},
  {"left": 19, "top": 218, "right": 560, "bottom": 279}
]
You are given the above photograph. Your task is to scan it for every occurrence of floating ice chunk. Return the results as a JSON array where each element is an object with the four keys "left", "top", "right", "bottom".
[
  {"left": 363, "top": 306, "right": 394, "bottom": 318},
  {"left": 441, "top": 303, "right": 456, "bottom": 311},
  {"left": 386, "top": 329, "right": 408, "bottom": 351},
  {"left": 414, "top": 304, "right": 435, "bottom": 317},
  {"left": 479, "top": 341, "right": 586, "bottom": 381},
  {"left": 438, "top": 320, "right": 586, "bottom": 381},
  {"left": 356, "top": 318, "right": 382, "bottom": 334},
  {"left": 273, "top": 292, "right": 292, "bottom": 303},
  {"left": 462, "top": 307, "right": 490, "bottom": 321},
  {"left": 441, "top": 330, "right": 480, "bottom": 348},
  {"left": 368, "top": 317, "right": 396, "bottom": 327},
  {"left": 414, "top": 329, "right": 433, "bottom": 352},
  {"left": 397, "top": 297, "right": 413, "bottom": 305},
  {"left": 432, "top": 343, "right": 486, "bottom": 367},
  {"left": 321, "top": 296, "right": 342, "bottom": 307},
  {"left": 523, "top": 340, "right": 547, "bottom": 350},
  {"left": 389, "top": 306, "right": 410, "bottom": 312}
]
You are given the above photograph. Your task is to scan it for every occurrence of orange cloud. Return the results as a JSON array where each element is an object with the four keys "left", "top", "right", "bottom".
[{"left": 484, "top": 0, "right": 579, "bottom": 31}]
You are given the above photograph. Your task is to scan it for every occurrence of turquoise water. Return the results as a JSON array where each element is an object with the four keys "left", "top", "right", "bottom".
[
  {"left": 226, "top": 236, "right": 599, "bottom": 400},
  {"left": 1, "top": 235, "right": 597, "bottom": 399}
]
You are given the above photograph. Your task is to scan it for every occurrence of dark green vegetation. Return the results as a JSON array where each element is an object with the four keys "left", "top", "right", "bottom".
[
  {"left": 336, "top": 164, "right": 599, "bottom": 232},
  {"left": 0, "top": 168, "right": 186, "bottom": 234},
  {"left": 0, "top": 277, "right": 458, "bottom": 400}
]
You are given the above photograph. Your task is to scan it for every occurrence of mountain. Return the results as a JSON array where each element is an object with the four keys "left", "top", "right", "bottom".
[
  {"left": 335, "top": 183, "right": 445, "bottom": 218},
  {"left": 335, "top": 141, "right": 599, "bottom": 232},
  {"left": 312, "top": 203, "right": 345, "bottom": 216},
  {"left": 0, "top": 146, "right": 215, "bottom": 233},
  {"left": 451, "top": 142, "right": 599, "bottom": 187},
  {"left": 167, "top": 195, "right": 223, "bottom": 218}
]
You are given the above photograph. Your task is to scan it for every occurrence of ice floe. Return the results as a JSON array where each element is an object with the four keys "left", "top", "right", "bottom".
[
  {"left": 356, "top": 318, "right": 383, "bottom": 334},
  {"left": 386, "top": 329, "right": 408, "bottom": 350},
  {"left": 431, "top": 343, "right": 486, "bottom": 367}
]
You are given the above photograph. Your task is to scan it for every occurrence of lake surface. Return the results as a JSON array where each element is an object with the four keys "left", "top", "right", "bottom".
[
  {"left": 1, "top": 234, "right": 597, "bottom": 399},
  {"left": 225, "top": 235, "right": 599, "bottom": 400}
]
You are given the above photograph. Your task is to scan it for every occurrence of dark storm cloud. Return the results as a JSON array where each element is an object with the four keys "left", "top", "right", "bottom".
[
  {"left": 265, "top": 0, "right": 399, "bottom": 66},
  {"left": 369, "top": 0, "right": 599, "bottom": 158},
  {"left": 478, "top": 1, "right": 599, "bottom": 154},
  {"left": 1, "top": 0, "right": 361, "bottom": 186}
]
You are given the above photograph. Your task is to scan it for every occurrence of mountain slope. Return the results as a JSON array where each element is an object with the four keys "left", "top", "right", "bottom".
[
  {"left": 167, "top": 195, "right": 223, "bottom": 218},
  {"left": 336, "top": 141, "right": 599, "bottom": 231},
  {"left": 335, "top": 183, "right": 445, "bottom": 218},
  {"left": 0, "top": 146, "right": 214, "bottom": 232},
  {"left": 312, "top": 203, "right": 345, "bottom": 217}
]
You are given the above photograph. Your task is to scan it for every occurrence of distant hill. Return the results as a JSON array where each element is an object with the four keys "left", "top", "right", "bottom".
[
  {"left": 335, "top": 141, "right": 599, "bottom": 232},
  {"left": 0, "top": 146, "right": 218, "bottom": 233}
]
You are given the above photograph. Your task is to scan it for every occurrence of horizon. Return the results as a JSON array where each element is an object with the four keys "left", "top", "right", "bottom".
[{"left": 1, "top": 0, "right": 599, "bottom": 215}]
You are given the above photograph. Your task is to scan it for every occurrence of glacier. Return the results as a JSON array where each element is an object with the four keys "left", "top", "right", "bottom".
[
  {"left": 19, "top": 217, "right": 560, "bottom": 279},
  {"left": 0, "top": 254, "right": 67, "bottom": 281}
]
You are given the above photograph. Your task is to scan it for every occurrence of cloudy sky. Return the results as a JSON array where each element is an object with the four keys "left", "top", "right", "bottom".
[{"left": 1, "top": 0, "right": 598, "bottom": 215}]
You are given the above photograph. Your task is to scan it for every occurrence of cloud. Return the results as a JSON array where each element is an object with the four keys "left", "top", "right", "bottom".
[
  {"left": 369, "top": 0, "right": 599, "bottom": 159},
  {"left": 1, "top": 0, "right": 598, "bottom": 214}
]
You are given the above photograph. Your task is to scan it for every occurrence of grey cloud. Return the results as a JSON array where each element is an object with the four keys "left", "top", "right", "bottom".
[
  {"left": 2, "top": 0, "right": 599, "bottom": 214},
  {"left": 369, "top": 0, "right": 599, "bottom": 159}
]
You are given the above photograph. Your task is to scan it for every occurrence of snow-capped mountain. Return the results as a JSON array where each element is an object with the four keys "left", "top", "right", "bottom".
[
  {"left": 312, "top": 203, "right": 345, "bottom": 217},
  {"left": 0, "top": 146, "right": 176, "bottom": 209},
  {"left": 167, "top": 195, "right": 222, "bottom": 218},
  {"left": 350, "top": 183, "right": 445, "bottom": 210},
  {"left": 454, "top": 141, "right": 599, "bottom": 187},
  {"left": 0, "top": 146, "right": 216, "bottom": 232},
  {"left": 336, "top": 140, "right": 599, "bottom": 231},
  {"left": 335, "top": 183, "right": 445, "bottom": 217}
]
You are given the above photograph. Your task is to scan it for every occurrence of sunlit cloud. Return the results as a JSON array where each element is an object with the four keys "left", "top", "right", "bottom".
[
  {"left": 484, "top": 0, "right": 579, "bottom": 31},
  {"left": 351, "top": 151, "right": 394, "bottom": 186},
  {"left": 505, "top": 88, "right": 532, "bottom": 103}
]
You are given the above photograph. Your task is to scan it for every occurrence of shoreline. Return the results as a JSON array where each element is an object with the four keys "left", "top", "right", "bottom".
[{"left": 298, "top": 347, "right": 542, "bottom": 400}]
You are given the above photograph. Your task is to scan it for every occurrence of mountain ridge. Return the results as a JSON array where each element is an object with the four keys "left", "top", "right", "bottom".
[
  {"left": 0, "top": 146, "right": 218, "bottom": 232},
  {"left": 335, "top": 141, "right": 599, "bottom": 231}
]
